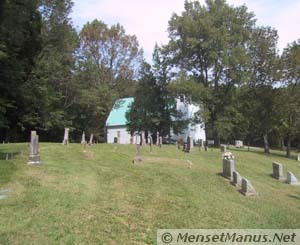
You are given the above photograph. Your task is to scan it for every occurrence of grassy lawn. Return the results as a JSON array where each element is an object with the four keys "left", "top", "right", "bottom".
[{"left": 0, "top": 143, "right": 300, "bottom": 244}]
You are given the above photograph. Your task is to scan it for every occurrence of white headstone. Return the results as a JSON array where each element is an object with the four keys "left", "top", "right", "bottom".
[
  {"left": 141, "top": 132, "right": 146, "bottom": 146},
  {"left": 286, "top": 171, "right": 300, "bottom": 185},
  {"left": 190, "top": 136, "right": 194, "bottom": 149},
  {"left": 62, "top": 128, "right": 69, "bottom": 146},
  {"left": 220, "top": 144, "right": 227, "bottom": 152},
  {"left": 235, "top": 140, "right": 243, "bottom": 148},
  {"left": 28, "top": 131, "right": 41, "bottom": 165},
  {"left": 201, "top": 139, "right": 204, "bottom": 148},
  {"left": 159, "top": 136, "right": 162, "bottom": 148},
  {"left": 148, "top": 135, "right": 153, "bottom": 152},
  {"left": 81, "top": 131, "right": 87, "bottom": 144},
  {"left": 297, "top": 154, "right": 300, "bottom": 161},
  {"left": 89, "top": 134, "right": 94, "bottom": 145}
]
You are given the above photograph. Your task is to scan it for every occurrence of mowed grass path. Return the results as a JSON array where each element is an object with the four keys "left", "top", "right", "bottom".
[{"left": 0, "top": 143, "right": 300, "bottom": 244}]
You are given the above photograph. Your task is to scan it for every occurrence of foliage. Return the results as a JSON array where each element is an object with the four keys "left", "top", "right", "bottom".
[
  {"left": 0, "top": 0, "right": 42, "bottom": 141},
  {"left": 126, "top": 46, "right": 186, "bottom": 138},
  {"left": 163, "top": 0, "right": 256, "bottom": 144},
  {"left": 276, "top": 40, "right": 300, "bottom": 157},
  {"left": 75, "top": 19, "right": 143, "bottom": 140}
]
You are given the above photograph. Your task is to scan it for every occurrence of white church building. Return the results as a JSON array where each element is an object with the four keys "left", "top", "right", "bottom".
[{"left": 105, "top": 97, "right": 206, "bottom": 144}]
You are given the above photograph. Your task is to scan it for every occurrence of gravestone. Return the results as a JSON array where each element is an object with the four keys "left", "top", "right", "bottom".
[
  {"left": 81, "top": 131, "right": 87, "bottom": 144},
  {"left": 240, "top": 178, "right": 257, "bottom": 196},
  {"left": 156, "top": 132, "right": 159, "bottom": 145},
  {"left": 130, "top": 136, "right": 133, "bottom": 144},
  {"left": 132, "top": 144, "right": 143, "bottom": 165},
  {"left": 190, "top": 137, "right": 194, "bottom": 149},
  {"left": 222, "top": 158, "right": 235, "bottom": 180},
  {"left": 148, "top": 135, "right": 153, "bottom": 153},
  {"left": 220, "top": 144, "right": 227, "bottom": 152},
  {"left": 232, "top": 171, "right": 242, "bottom": 187},
  {"left": 141, "top": 132, "right": 146, "bottom": 146},
  {"left": 89, "top": 134, "right": 94, "bottom": 145},
  {"left": 272, "top": 162, "right": 284, "bottom": 180},
  {"left": 177, "top": 138, "right": 183, "bottom": 150},
  {"left": 184, "top": 136, "right": 191, "bottom": 153},
  {"left": 235, "top": 140, "right": 243, "bottom": 148},
  {"left": 62, "top": 128, "right": 69, "bottom": 146},
  {"left": 201, "top": 139, "right": 204, "bottom": 149},
  {"left": 297, "top": 154, "right": 300, "bottom": 161},
  {"left": 135, "top": 134, "right": 138, "bottom": 145},
  {"left": 28, "top": 131, "right": 41, "bottom": 165},
  {"left": 159, "top": 136, "right": 163, "bottom": 148},
  {"left": 198, "top": 139, "right": 203, "bottom": 151},
  {"left": 286, "top": 171, "right": 300, "bottom": 185},
  {"left": 0, "top": 189, "right": 13, "bottom": 200}
]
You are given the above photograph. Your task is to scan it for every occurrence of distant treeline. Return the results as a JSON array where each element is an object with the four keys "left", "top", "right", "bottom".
[{"left": 1, "top": 0, "right": 300, "bottom": 158}]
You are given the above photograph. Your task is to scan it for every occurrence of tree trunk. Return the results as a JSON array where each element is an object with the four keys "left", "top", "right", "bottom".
[
  {"left": 286, "top": 135, "right": 291, "bottom": 158},
  {"left": 263, "top": 134, "right": 270, "bottom": 154},
  {"left": 247, "top": 141, "right": 250, "bottom": 152}
]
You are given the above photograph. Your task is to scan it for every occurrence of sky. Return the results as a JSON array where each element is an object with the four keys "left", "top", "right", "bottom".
[{"left": 71, "top": 0, "right": 300, "bottom": 62}]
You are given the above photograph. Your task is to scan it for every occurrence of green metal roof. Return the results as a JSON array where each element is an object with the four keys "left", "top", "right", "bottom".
[{"left": 106, "top": 97, "right": 134, "bottom": 126}]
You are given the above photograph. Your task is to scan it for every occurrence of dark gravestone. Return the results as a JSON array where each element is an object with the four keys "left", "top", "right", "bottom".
[{"left": 183, "top": 137, "right": 191, "bottom": 153}]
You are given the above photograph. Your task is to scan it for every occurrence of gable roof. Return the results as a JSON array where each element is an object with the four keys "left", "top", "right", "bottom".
[{"left": 106, "top": 97, "right": 134, "bottom": 127}]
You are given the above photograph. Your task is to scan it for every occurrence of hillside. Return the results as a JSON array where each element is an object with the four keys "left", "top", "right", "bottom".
[{"left": 0, "top": 143, "right": 300, "bottom": 244}]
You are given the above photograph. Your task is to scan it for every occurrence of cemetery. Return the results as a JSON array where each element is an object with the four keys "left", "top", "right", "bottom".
[
  {"left": 1, "top": 0, "right": 300, "bottom": 244},
  {"left": 1, "top": 140, "right": 300, "bottom": 244}
]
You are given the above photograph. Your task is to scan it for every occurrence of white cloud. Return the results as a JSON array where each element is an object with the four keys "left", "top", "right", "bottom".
[{"left": 72, "top": 0, "right": 300, "bottom": 61}]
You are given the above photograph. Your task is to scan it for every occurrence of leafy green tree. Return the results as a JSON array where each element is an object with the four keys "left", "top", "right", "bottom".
[
  {"left": 276, "top": 40, "right": 300, "bottom": 158},
  {"left": 245, "top": 26, "right": 279, "bottom": 153},
  {"left": 163, "top": 0, "right": 256, "bottom": 145},
  {"left": 19, "top": 0, "right": 80, "bottom": 141},
  {"left": 126, "top": 46, "right": 186, "bottom": 140},
  {"left": 0, "top": 0, "right": 42, "bottom": 141},
  {"left": 76, "top": 19, "right": 143, "bottom": 141}
]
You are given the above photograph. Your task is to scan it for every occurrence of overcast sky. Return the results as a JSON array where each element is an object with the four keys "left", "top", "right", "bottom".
[{"left": 71, "top": 0, "right": 300, "bottom": 62}]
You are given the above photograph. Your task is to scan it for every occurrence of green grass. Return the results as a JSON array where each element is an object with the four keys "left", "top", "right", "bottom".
[{"left": 0, "top": 143, "right": 300, "bottom": 244}]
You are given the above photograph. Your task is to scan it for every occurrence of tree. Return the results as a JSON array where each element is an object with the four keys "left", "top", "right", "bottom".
[
  {"left": 19, "top": 0, "right": 80, "bottom": 141},
  {"left": 126, "top": 46, "right": 185, "bottom": 140},
  {"left": 76, "top": 19, "right": 143, "bottom": 141},
  {"left": 0, "top": 0, "right": 42, "bottom": 141},
  {"left": 276, "top": 40, "right": 300, "bottom": 158},
  {"left": 163, "top": 0, "right": 256, "bottom": 145},
  {"left": 79, "top": 19, "right": 143, "bottom": 97},
  {"left": 245, "top": 26, "right": 279, "bottom": 153}
]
